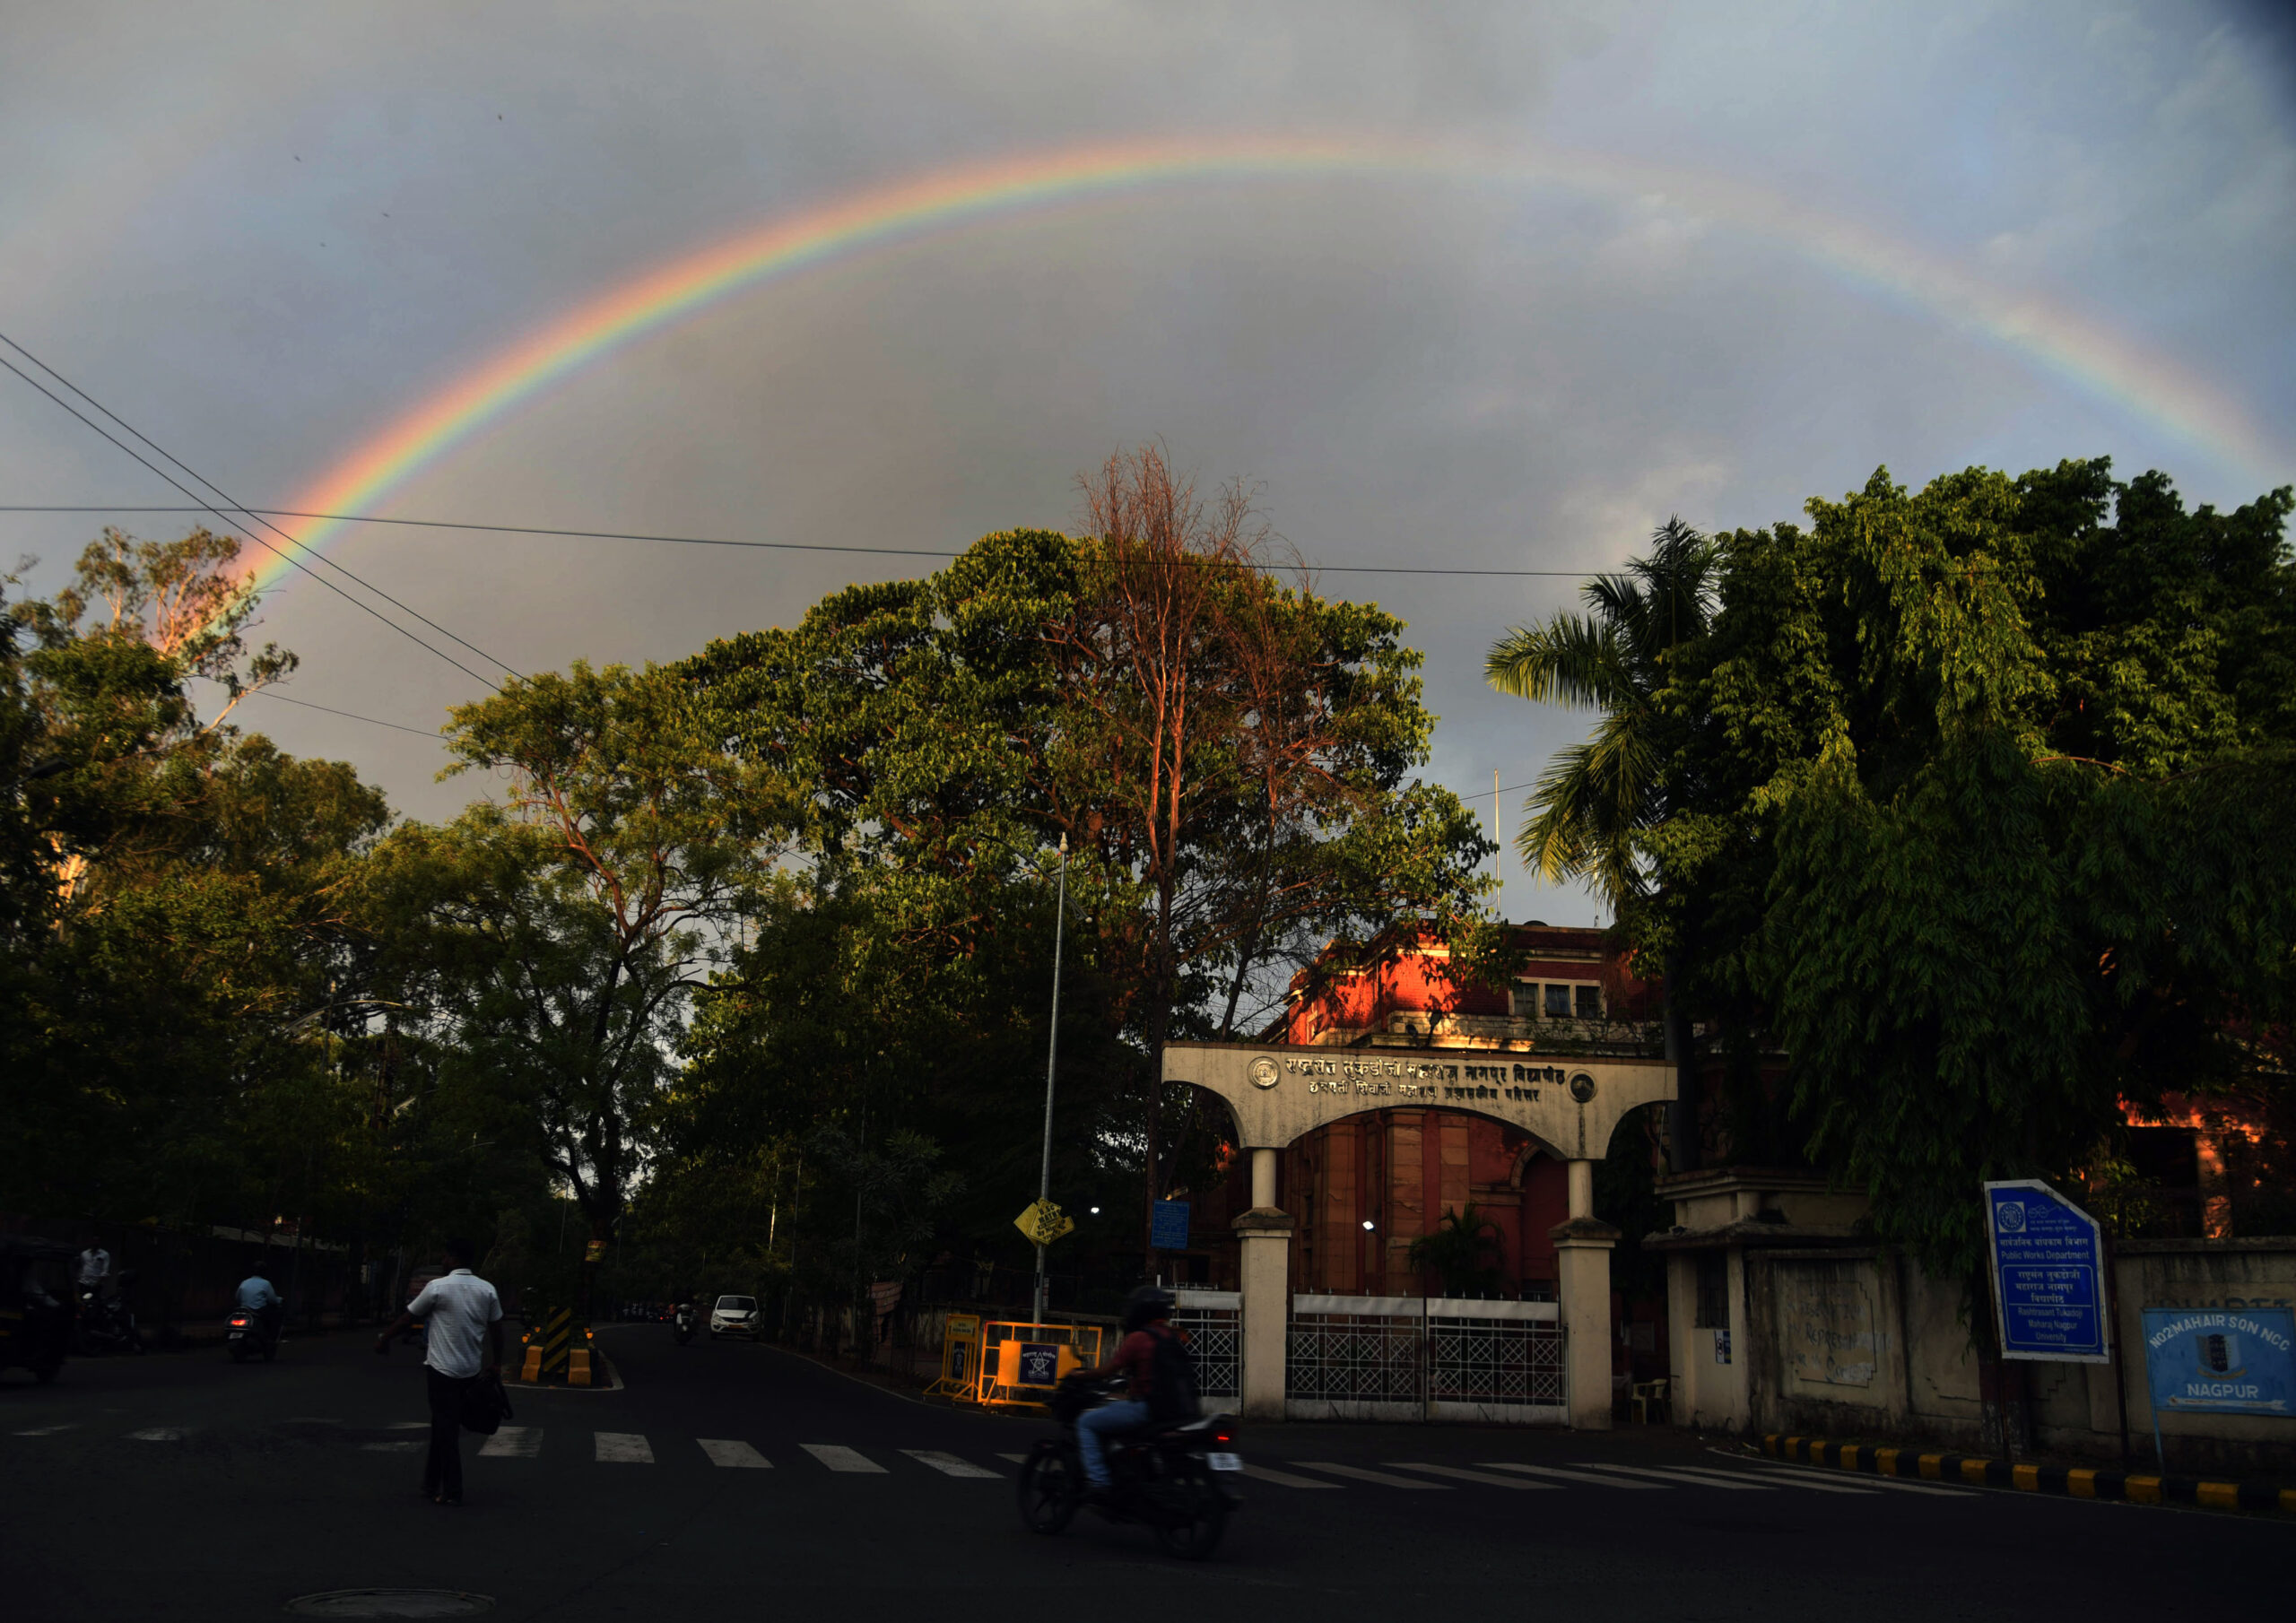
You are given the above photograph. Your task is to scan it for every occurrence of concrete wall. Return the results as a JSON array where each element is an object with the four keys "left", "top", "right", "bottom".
[{"left": 1732, "top": 1239, "right": 2296, "bottom": 1473}]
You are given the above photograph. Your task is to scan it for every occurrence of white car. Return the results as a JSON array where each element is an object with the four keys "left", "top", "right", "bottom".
[{"left": 709, "top": 1294, "right": 760, "bottom": 1339}]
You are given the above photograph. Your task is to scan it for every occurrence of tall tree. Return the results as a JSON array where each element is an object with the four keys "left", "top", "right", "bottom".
[
  {"left": 1645, "top": 462, "right": 2293, "bottom": 1272},
  {"left": 1485, "top": 517, "right": 1718, "bottom": 1168},
  {"left": 0, "top": 530, "right": 380, "bottom": 1240},
  {"left": 680, "top": 459, "right": 1494, "bottom": 1264},
  {"left": 422, "top": 661, "right": 781, "bottom": 1259}
]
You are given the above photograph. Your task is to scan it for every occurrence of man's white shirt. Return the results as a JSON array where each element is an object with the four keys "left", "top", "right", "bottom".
[
  {"left": 76, "top": 1248, "right": 109, "bottom": 1289},
  {"left": 406, "top": 1269, "right": 503, "bottom": 1378}
]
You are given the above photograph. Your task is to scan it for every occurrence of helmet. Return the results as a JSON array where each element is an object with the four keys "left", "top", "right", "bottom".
[{"left": 1122, "top": 1284, "right": 1175, "bottom": 1332}]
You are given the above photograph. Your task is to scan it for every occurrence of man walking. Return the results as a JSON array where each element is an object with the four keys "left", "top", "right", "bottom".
[{"left": 375, "top": 1239, "right": 502, "bottom": 1506}]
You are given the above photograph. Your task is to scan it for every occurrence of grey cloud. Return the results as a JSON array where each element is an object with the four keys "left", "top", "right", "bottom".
[{"left": 2, "top": 1, "right": 2290, "bottom": 925}]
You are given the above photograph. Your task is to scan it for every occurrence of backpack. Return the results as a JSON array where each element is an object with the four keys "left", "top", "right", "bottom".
[{"left": 1146, "top": 1324, "right": 1199, "bottom": 1423}]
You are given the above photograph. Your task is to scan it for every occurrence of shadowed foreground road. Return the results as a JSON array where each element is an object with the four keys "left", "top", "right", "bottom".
[{"left": 3, "top": 1324, "right": 2286, "bottom": 1619}]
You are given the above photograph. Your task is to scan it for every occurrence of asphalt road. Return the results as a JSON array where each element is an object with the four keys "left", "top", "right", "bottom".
[{"left": 3, "top": 1323, "right": 2287, "bottom": 1619}]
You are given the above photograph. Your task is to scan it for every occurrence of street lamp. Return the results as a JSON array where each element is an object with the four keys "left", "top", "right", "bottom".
[
  {"left": 1361, "top": 1219, "right": 1376, "bottom": 1232},
  {"left": 1031, "top": 834, "right": 1069, "bottom": 1326}
]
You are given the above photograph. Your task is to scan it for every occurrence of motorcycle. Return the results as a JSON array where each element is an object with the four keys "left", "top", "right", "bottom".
[
  {"left": 673, "top": 1303, "right": 695, "bottom": 1346},
  {"left": 1015, "top": 1373, "right": 1242, "bottom": 1560},
  {"left": 74, "top": 1271, "right": 144, "bottom": 1356},
  {"left": 225, "top": 1305, "right": 280, "bottom": 1363}
]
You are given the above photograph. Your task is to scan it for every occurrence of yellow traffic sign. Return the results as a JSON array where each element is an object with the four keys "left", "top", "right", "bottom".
[{"left": 1014, "top": 1199, "right": 1075, "bottom": 1246}]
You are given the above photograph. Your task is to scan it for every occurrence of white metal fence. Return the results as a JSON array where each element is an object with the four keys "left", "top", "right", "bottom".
[
  {"left": 1172, "top": 1288, "right": 1242, "bottom": 1403},
  {"left": 1287, "top": 1294, "right": 1565, "bottom": 1423}
]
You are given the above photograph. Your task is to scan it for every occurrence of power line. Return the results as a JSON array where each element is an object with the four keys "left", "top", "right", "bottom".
[
  {"left": 0, "top": 504, "right": 1609, "bottom": 578},
  {"left": 242, "top": 687, "right": 445, "bottom": 740},
  {"left": 0, "top": 335, "right": 514, "bottom": 685}
]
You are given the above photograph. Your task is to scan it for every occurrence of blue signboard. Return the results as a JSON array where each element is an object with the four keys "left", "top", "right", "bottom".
[
  {"left": 1983, "top": 1178, "right": 2110, "bottom": 1363},
  {"left": 1151, "top": 1199, "right": 1192, "bottom": 1251},
  {"left": 1016, "top": 1341, "right": 1061, "bottom": 1387},
  {"left": 2141, "top": 1307, "right": 2296, "bottom": 1417}
]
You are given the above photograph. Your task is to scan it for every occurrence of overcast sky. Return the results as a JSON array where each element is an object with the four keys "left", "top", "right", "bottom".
[{"left": 4, "top": 2, "right": 2292, "bottom": 924}]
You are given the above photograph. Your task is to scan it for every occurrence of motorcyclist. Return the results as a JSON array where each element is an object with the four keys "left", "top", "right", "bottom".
[
  {"left": 76, "top": 1235, "right": 110, "bottom": 1302},
  {"left": 234, "top": 1260, "right": 283, "bottom": 1347},
  {"left": 1073, "top": 1284, "right": 1179, "bottom": 1500}
]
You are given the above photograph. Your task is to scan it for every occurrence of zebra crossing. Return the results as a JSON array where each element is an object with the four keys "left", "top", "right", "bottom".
[{"left": 52, "top": 1426, "right": 1972, "bottom": 1497}]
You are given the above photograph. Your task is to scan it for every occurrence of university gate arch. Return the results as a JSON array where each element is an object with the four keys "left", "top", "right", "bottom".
[{"left": 1162, "top": 1041, "right": 1674, "bottom": 1427}]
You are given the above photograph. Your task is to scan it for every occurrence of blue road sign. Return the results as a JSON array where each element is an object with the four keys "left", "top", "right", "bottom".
[
  {"left": 1150, "top": 1199, "right": 1191, "bottom": 1251},
  {"left": 1016, "top": 1341, "right": 1060, "bottom": 1387},
  {"left": 2142, "top": 1307, "right": 2296, "bottom": 1417},
  {"left": 1983, "top": 1178, "right": 2110, "bottom": 1363}
]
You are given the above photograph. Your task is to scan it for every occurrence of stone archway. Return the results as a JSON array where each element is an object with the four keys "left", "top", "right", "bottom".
[{"left": 1162, "top": 1041, "right": 1673, "bottom": 1427}]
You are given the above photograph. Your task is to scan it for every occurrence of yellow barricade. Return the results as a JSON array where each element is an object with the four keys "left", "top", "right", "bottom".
[
  {"left": 970, "top": 1320, "right": 1107, "bottom": 1410},
  {"left": 925, "top": 1313, "right": 984, "bottom": 1400}
]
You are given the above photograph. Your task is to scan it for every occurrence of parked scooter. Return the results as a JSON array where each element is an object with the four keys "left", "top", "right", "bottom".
[
  {"left": 74, "top": 1271, "right": 143, "bottom": 1356},
  {"left": 1016, "top": 1372, "right": 1242, "bottom": 1559},
  {"left": 673, "top": 1302, "right": 695, "bottom": 1346},
  {"left": 225, "top": 1304, "right": 281, "bottom": 1363}
]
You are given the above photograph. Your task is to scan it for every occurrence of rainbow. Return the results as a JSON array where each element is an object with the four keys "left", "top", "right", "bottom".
[{"left": 257, "top": 132, "right": 2288, "bottom": 604}]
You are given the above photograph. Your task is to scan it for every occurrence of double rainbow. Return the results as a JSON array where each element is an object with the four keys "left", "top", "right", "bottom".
[{"left": 256, "top": 132, "right": 2288, "bottom": 606}]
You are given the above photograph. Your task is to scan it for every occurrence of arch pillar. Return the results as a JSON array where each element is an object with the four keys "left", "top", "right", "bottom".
[
  {"left": 1233, "top": 1147, "right": 1292, "bottom": 1420},
  {"left": 1552, "top": 1156, "right": 1621, "bottom": 1428}
]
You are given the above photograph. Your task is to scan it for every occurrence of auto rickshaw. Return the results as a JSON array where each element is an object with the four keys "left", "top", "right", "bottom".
[{"left": 0, "top": 1237, "right": 76, "bottom": 1384}]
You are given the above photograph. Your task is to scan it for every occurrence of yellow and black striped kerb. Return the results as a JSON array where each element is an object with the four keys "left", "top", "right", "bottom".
[{"left": 1761, "top": 1433, "right": 2296, "bottom": 1515}]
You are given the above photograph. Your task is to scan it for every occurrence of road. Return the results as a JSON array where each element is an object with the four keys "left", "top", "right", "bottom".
[{"left": 3, "top": 1323, "right": 2286, "bottom": 1619}]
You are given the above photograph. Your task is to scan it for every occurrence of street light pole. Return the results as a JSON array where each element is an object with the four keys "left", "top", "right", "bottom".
[{"left": 1032, "top": 834, "right": 1068, "bottom": 1325}]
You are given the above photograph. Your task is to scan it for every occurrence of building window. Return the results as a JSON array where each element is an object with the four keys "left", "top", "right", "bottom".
[
  {"left": 1511, "top": 982, "right": 1540, "bottom": 1018},
  {"left": 1544, "top": 984, "right": 1570, "bottom": 1018},
  {"left": 1694, "top": 1252, "right": 1728, "bottom": 1328},
  {"left": 1575, "top": 985, "right": 1603, "bottom": 1020}
]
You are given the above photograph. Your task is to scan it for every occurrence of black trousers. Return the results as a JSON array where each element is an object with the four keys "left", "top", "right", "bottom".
[{"left": 424, "top": 1367, "right": 472, "bottom": 1499}]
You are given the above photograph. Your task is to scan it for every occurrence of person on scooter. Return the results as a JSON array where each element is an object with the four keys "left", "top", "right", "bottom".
[
  {"left": 234, "top": 1260, "right": 283, "bottom": 1349},
  {"left": 1074, "top": 1284, "right": 1178, "bottom": 1500}
]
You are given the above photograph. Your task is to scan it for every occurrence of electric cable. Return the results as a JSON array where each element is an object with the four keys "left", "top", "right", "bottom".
[
  {"left": 241, "top": 687, "right": 445, "bottom": 739},
  {"left": 0, "top": 503, "right": 1615, "bottom": 578},
  {"left": 0, "top": 335, "right": 515, "bottom": 683}
]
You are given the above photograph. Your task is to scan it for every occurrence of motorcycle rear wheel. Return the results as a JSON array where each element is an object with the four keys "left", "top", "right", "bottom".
[
  {"left": 1016, "top": 1443, "right": 1080, "bottom": 1535},
  {"left": 1152, "top": 1468, "right": 1229, "bottom": 1561},
  {"left": 229, "top": 1341, "right": 249, "bottom": 1363}
]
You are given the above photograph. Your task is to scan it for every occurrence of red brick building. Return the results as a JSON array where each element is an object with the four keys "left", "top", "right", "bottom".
[{"left": 1190, "top": 923, "right": 1664, "bottom": 1301}]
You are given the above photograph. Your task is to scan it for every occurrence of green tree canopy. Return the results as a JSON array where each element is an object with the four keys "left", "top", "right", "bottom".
[{"left": 1625, "top": 460, "right": 2295, "bottom": 1275}]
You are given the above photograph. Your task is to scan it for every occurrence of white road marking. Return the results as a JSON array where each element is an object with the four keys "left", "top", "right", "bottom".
[
  {"left": 362, "top": 1441, "right": 423, "bottom": 1453},
  {"left": 997, "top": 1453, "right": 1032, "bottom": 1464},
  {"left": 699, "top": 1438, "right": 770, "bottom": 1469},
  {"left": 901, "top": 1450, "right": 1000, "bottom": 1479},
  {"left": 1572, "top": 1462, "right": 1775, "bottom": 1490},
  {"left": 801, "top": 1444, "right": 885, "bottom": 1473},
  {"left": 1744, "top": 1461, "right": 1971, "bottom": 1497},
  {"left": 1387, "top": 1461, "right": 1561, "bottom": 1489},
  {"left": 1241, "top": 1463, "right": 1343, "bottom": 1488},
  {"left": 479, "top": 1426, "right": 542, "bottom": 1458},
  {"left": 13, "top": 1423, "right": 78, "bottom": 1436},
  {"left": 1292, "top": 1461, "right": 1450, "bottom": 1488},
  {"left": 1477, "top": 1462, "right": 1666, "bottom": 1488},
  {"left": 1670, "top": 1463, "right": 1878, "bottom": 1495},
  {"left": 127, "top": 1428, "right": 184, "bottom": 1441},
  {"left": 595, "top": 1431, "right": 654, "bottom": 1463}
]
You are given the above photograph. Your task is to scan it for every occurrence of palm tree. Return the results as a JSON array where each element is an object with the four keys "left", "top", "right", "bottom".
[{"left": 1485, "top": 516, "right": 1717, "bottom": 1167}]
